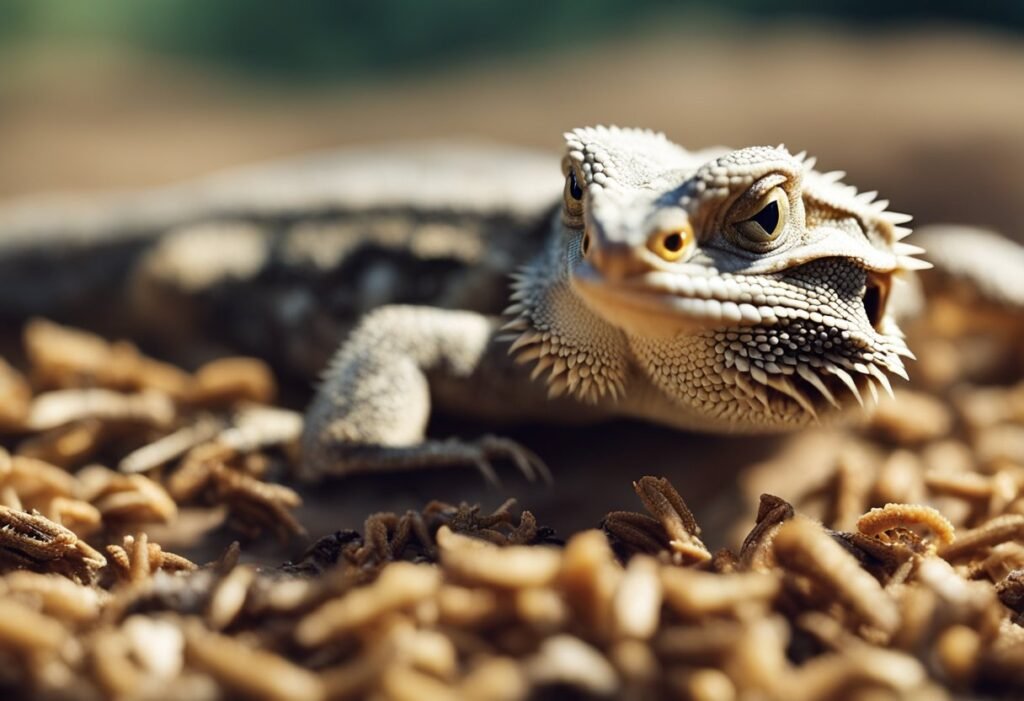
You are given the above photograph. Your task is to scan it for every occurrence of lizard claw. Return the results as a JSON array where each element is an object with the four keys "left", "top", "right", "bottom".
[
  {"left": 475, "top": 435, "right": 554, "bottom": 486},
  {"left": 302, "top": 424, "right": 553, "bottom": 485},
  {"left": 470, "top": 456, "right": 503, "bottom": 488}
]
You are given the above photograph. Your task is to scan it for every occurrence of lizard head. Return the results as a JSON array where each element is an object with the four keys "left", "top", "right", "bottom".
[{"left": 506, "top": 126, "right": 929, "bottom": 429}]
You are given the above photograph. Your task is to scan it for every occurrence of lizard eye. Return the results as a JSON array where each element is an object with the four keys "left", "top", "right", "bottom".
[
  {"left": 730, "top": 187, "right": 790, "bottom": 249},
  {"left": 567, "top": 170, "right": 584, "bottom": 201},
  {"left": 563, "top": 167, "right": 585, "bottom": 226}
]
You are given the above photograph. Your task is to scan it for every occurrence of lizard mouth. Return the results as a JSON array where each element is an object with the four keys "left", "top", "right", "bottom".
[
  {"left": 571, "top": 266, "right": 781, "bottom": 338},
  {"left": 571, "top": 262, "right": 911, "bottom": 421}
]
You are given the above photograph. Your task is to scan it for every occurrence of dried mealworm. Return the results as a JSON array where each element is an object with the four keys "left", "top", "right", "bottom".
[
  {"left": 936, "top": 624, "right": 983, "bottom": 687},
  {"left": 89, "top": 628, "right": 144, "bottom": 699},
  {"left": 295, "top": 562, "right": 441, "bottom": 646},
  {"left": 190, "top": 357, "right": 277, "bottom": 406},
  {"left": 0, "top": 597, "right": 69, "bottom": 654},
  {"left": 45, "top": 497, "right": 102, "bottom": 535},
  {"left": 0, "top": 358, "right": 31, "bottom": 429},
  {"left": 437, "top": 526, "right": 561, "bottom": 589},
  {"left": 611, "top": 555, "right": 662, "bottom": 640},
  {"left": 8, "top": 455, "right": 77, "bottom": 501},
  {"left": 633, "top": 476, "right": 710, "bottom": 564},
  {"left": 525, "top": 635, "right": 620, "bottom": 697},
  {"left": 825, "top": 453, "right": 871, "bottom": 531},
  {"left": 1, "top": 485, "right": 21, "bottom": 510},
  {"left": 781, "top": 647, "right": 928, "bottom": 700},
  {"left": 130, "top": 533, "right": 151, "bottom": 583},
  {"left": 210, "top": 462, "right": 304, "bottom": 537},
  {"left": 401, "top": 627, "right": 458, "bottom": 680},
  {"left": 106, "top": 545, "right": 132, "bottom": 581},
  {"left": 361, "top": 512, "right": 396, "bottom": 562},
  {"left": 868, "top": 390, "right": 953, "bottom": 445},
  {"left": 926, "top": 471, "right": 996, "bottom": 500},
  {"left": 661, "top": 568, "right": 780, "bottom": 619},
  {"left": 602, "top": 510, "right": 668, "bottom": 555},
  {"left": 507, "top": 510, "right": 539, "bottom": 545},
  {"left": 24, "top": 319, "right": 192, "bottom": 396},
  {"left": 159, "top": 550, "right": 197, "bottom": 573},
  {"left": 3, "top": 570, "right": 102, "bottom": 622},
  {"left": 873, "top": 450, "right": 927, "bottom": 506},
  {"left": 93, "top": 473, "right": 178, "bottom": 524},
  {"left": 26, "top": 388, "right": 175, "bottom": 431},
  {"left": 318, "top": 635, "right": 394, "bottom": 700},
  {"left": 218, "top": 405, "right": 302, "bottom": 453},
  {"left": 207, "top": 565, "right": 256, "bottom": 630},
  {"left": 458, "top": 656, "right": 529, "bottom": 701},
  {"left": 166, "top": 442, "right": 225, "bottom": 501},
  {"left": 559, "top": 529, "right": 622, "bottom": 638},
  {"left": 857, "top": 503, "right": 956, "bottom": 546},
  {"left": 119, "top": 417, "right": 223, "bottom": 474},
  {"left": 608, "top": 638, "right": 658, "bottom": 691},
  {"left": 0, "top": 505, "right": 79, "bottom": 561},
  {"left": 437, "top": 585, "right": 502, "bottom": 627},
  {"left": 515, "top": 586, "right": 568, "bottom": 630},
  {"left": 772, "top": 517, "right": 900, "bottom": 635},
  {"left": 667, "top": 668, "right": 736, "bottom": 701},
  {"left": 939, "top": 514, "right": 1024, "bottom": 561},
  {"left": 379, "top": 664, "right": 460, "bottom": 701},
  {"left": 978, "top": 543, "right": 1024, "bottom": 582},
  {"left": 185, "top": 619, "right": 325, "bottom": 701},
  {"left": 739, "top": 493, "right": 794, "bottom": 570},
  {"left": 654, "top": 621, "right": 747, "bottom": 666},
  {"left": 16, "top": 418, "right": 108, "bottom": 467},
  {"left": 122, "top": 615, "right": 185, "bottom": 680}
]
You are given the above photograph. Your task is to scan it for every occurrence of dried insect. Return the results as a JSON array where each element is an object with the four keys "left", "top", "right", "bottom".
[
  {"left": 857, "top": 502, "right": 956, "bottom": 548},
  {"left": 295, "top": 561, "right": 442, "bottom": 646},
  {"left": 940, "top": 514, "right": 1024, "bottom": 562},
  {"left": 772, "top": 517, "right": 900, "bottom": 636},
  {"left": 603, "top": 476, "right": 710, "bottom": 565},
  {"left": 739, "top": 493, "right": 794, "bottom": 570},
  {"left": 0, "top": 505, "right": 106, "bottom": 583},
  {"left": 0, "top": 358, "right": 31, "bottom": 429},
  {"left": 437, "top": 526, "right": 562, "bottom": 589},
  {"left": 1, "top": 310, "right": 1023, "bottom": 700},
  {"left": 106, "top": 534, "right": 196, "bottom": 583}
]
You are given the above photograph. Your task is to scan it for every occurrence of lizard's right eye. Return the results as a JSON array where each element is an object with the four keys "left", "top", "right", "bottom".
[{"left": 567, "top": 171, "right": 584, "bottom": 201}]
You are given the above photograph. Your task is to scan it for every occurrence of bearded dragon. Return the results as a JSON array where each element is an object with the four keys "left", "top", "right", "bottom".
[
  {"left": 0, "top": 128, "right": 1020, "bottom": 482},
  {"left": 299, "top": 126, "right": 936, "bottom": 481}
]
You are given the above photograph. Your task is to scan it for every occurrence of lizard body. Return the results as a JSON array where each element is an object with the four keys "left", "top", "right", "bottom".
[{"left": 0, "top": 142, "right": 557, "bottom": 376}]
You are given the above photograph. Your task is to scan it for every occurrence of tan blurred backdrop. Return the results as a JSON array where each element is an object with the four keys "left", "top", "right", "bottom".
[{"left": 1, "top": 5, "right": 1023, "bottom": 237}]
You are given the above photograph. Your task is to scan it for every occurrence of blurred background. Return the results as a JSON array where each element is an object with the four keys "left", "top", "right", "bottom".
[{"left": 2, "top": 0, "right": 1024, "bottom": 235}]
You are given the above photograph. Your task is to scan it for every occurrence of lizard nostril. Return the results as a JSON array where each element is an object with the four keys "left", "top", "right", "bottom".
[
  {"left": 582, "top": 232, "right": 591, "bottom": 256},
  {"left": 647, "top": 226, "right": 692, "bottom": 263}
]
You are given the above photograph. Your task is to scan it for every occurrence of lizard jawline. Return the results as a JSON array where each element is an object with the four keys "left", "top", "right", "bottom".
[{"left": 570, "top": 274, "right": 760, "bottom": 339}]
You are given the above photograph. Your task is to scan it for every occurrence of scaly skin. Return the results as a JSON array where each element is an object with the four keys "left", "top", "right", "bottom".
[{"left": 301, "top": 126, "right": 930, "bottom": 479}]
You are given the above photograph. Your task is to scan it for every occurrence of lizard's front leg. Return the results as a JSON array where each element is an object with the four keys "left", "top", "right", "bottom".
[{"left": 299, "top": 305, "right": 581, "bottom": 483}]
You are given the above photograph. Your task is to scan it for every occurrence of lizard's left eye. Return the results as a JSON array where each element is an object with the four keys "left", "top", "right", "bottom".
[{"left": 732, "top": 188, "right": 789, "bottom": 248}]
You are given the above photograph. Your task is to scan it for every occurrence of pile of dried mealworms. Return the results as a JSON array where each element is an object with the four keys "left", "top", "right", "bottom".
[{"left": 0, "top": 316, "right": 1023, "bottom": 700}]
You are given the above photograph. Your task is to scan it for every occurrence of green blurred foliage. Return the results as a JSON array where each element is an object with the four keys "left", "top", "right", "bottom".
[{"left": 2, "top": 0, "right": 1023, "bottom": 82}]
